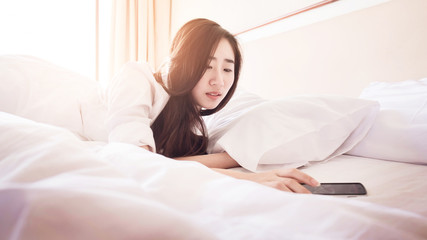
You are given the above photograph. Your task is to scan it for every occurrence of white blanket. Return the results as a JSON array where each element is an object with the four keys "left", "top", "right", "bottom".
[{"left": 1, "top": 111, "right": 426, "bottom": 240}]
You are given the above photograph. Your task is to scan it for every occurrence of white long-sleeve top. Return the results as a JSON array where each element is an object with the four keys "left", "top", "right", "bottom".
[{"left": 95, "top": 62, "right": 169, "bottom": 151}]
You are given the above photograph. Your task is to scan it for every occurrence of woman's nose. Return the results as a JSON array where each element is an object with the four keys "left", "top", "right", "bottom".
[{"left": 209, "top": 69, "right": 224, "bottom": 87}]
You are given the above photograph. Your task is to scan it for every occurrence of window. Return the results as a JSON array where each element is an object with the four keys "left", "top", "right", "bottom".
[{"left": 0, "top": 0, "right": 96, "bottom": 79}]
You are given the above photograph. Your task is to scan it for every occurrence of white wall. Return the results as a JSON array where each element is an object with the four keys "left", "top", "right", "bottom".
[
  {"left": 239, "top": 0, "right": 427, "bottom": 98},
  {"left": 170, "top": 0, "right": 427, "bottom": 99},
  {"left": 170, "top": 0, "right": 319, "bottom": 37}
]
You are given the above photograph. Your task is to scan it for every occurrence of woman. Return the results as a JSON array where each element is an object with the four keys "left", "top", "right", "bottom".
[{"left": 106, "top": 18, "right": 319, "bottom": 193}]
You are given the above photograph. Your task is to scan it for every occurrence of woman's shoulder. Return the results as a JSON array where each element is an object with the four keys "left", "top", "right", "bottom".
[
  {"left": 120, "top": 61, "right": 155, "bottom": 79},
  {"left": 114, "top": 61, "right": 169, "bottom": 99},
  {"left": 111, "top": 61, "right": 162, "bottom": 89}
]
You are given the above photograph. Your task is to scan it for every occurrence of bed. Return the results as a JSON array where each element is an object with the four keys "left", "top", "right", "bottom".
[
  {"left": 0, "top": 111, "right": 426, "bottom": 239},
  {"left": 1, "top": 51, "right": 427, "bottom": 239}
]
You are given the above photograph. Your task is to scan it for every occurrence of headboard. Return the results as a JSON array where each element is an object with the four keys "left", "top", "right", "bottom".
[{"left": 236, "top": 0, "right": 427, "bottom": 99}]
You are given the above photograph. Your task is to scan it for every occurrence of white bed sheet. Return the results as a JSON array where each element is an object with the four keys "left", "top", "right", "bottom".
[
  {"left": 1, "top": 111, "right": 426, "bottom": 240},
  {"left": 301, "top": 155, "right": 427, "bottom": 216}
]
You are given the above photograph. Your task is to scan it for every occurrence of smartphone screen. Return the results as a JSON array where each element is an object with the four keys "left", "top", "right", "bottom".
[{"left": 303, "top": 182, "right": 367, "bottom": 195}]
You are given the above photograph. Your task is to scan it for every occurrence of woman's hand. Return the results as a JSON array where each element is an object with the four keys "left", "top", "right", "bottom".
[
  {"left": 140, "top": 145, "right": 153, "bottom": 152},
  {"left": 174, "top": 151, "right": 319, "bottom": 193},
  {"left": 214, "top": 168, "right": 319, "bottom": 194}
]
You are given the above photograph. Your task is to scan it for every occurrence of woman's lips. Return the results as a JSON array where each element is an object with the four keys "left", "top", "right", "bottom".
[{"left": 206, "top": 92, "right": 221, "bottom": 100}]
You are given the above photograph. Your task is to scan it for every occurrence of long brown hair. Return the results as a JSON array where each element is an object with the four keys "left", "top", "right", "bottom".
[{"left": 151, "top": 18, "right": 242, "bottom": 158}]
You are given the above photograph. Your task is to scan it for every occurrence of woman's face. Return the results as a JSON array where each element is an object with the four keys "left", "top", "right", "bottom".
[{"left": 192, "top": 38, "right": 235, "bottom": 110}]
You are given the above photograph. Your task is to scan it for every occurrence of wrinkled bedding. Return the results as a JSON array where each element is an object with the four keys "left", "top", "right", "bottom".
[{"left": 1, "top": 111, "right": 426, "bottom": 240}]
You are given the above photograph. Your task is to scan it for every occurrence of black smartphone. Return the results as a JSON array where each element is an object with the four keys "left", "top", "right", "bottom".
[{"left": 303, "top": 182, "right": 367, "bottom": 195}]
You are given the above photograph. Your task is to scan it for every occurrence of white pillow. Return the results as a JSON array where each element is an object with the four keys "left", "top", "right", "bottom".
[
  {"left": 347, "top": 78, "right": 427, "bottom": 164},
  {"left": 0, "top": 55, "right": 103, "bottom": 139},
  {"left": 204, "top": 89, "right": 266, "bottom": 153},
  {"left": 206, "top": 93, "right": 379, "bottom": 172}
]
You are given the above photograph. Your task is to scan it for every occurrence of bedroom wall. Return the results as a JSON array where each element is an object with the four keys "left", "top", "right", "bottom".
[
  {"left": 170, "top": 0, "right": 427, "bottom": 99},
  {"left": 239, "top": 0, "right": 427, "bottom": 98},
  {"left": 170, "top": 0, "right": 320, "bottom": 37}
]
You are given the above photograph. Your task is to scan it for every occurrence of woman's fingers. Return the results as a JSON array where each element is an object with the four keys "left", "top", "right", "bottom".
[
  {"left": 275, "top": 168, "right": 320, "bottom": 187},
  {"left": 264, "top": 181, "right": 292, "bottom": 192},
  {"left": 264, "top": 179, "right": 311, "bottom": 194},
  {"left": 261, "top": 168, "right": 319, "bottom": 193},
  {"left": 221, "top": 168, "right": 319, "bottom": 194},
  {"left": 282, "top": 178, "right": 312, "bottom": 194}
]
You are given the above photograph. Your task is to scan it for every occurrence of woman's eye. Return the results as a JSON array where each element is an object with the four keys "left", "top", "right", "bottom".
[{"left": 224, "top": 68, "right": 233, "bottom": 73}]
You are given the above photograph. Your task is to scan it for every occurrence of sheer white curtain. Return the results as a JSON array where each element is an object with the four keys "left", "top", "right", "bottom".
[{"left": 109, "top": 0, "right": 171, "bottom": 79}]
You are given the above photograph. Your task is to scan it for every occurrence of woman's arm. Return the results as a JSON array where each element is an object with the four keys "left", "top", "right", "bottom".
[
  {"left": 213, "top": 168, "right": 319, "bottom": 194},
  {"left": 105, "top": 62, "right": 168, "bottom": 151},
  {"left": 175, "top": 152, "right": 319, "bottom": 193},
  {"left": 174, "top": 152, "right": 240, "bottom": 169}
]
